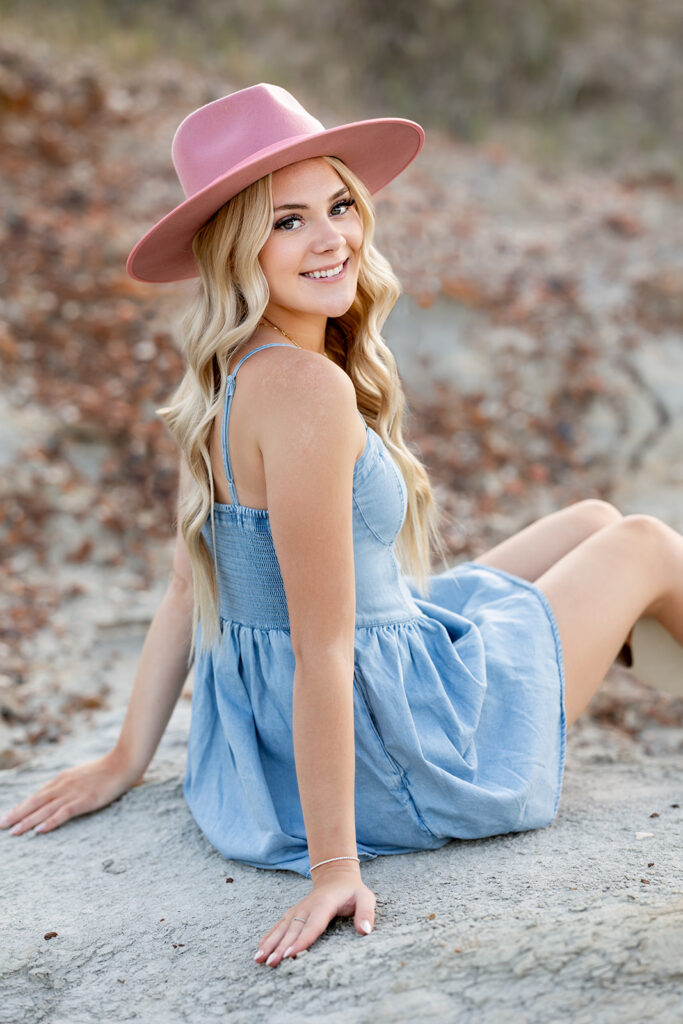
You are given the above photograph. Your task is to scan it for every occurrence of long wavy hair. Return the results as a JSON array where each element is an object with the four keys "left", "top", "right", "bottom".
[{"left": 156, "top": 155, "right": 450, "bottom": 663}]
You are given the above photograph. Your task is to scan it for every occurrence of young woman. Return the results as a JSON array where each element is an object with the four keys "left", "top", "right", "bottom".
[{"left": 3, "top": 84, "right": 682, "bottom": 969}]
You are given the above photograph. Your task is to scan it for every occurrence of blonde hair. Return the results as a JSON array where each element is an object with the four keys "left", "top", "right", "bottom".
[{"left": 156, "top": 155, "right": 450, "bottom": 663}]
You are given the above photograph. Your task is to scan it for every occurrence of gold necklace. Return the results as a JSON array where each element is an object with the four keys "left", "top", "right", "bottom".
[
  {"left": 258, "top": 315, "right": 304, "bottom": 349},
  {"left": 258, "top": 314, "right": 334, "bottom": 362}
]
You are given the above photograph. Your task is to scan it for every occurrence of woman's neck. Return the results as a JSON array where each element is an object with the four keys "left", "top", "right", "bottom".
[{"left": 261, "top": 307, "right": 328, "bottom": 355}]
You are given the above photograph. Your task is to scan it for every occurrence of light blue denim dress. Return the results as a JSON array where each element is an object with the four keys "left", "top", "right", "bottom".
[{"left": 183, "top": 343, "right": 567, "bottom": 878}]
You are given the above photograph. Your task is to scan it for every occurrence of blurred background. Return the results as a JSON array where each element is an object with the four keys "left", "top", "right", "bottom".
[
  {"left": 3, "top": 0, "right": 683, "bottom": 170},
  {"left": 1, "top": 1, "right": 681, "bottom": 765}
]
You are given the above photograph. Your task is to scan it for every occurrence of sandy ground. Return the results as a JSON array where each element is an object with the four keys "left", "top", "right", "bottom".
[{"left": 2, "top": 655, "right": 682, "bottom": 1023}]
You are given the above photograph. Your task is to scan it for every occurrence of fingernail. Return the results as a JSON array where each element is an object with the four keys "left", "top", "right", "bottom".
[
  {"left": 360, "top": 920, "right": 373, "bottom": 934},
  {"left": 0, "top": 814, "right": 10, "bottom": 827},
  {"left": 266, "top": 952, "right": 277, "bottom": 965},
  {"left": 9, "top": 823, "right": 21, "bottom": 835},
  {"left": 34, "top": 824, "right": 47, "bottom": 833},
  {"left": 253, "top": 949, "right": 264, "bottom": 961},
  {"left": 283, "top": 945, "right": 294, "bottom": 958}
]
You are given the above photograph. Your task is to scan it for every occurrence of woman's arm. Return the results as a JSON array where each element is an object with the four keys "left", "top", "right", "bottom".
[
  {"left": 111, "top": 575, "right": 193, "bottom": 785},
  {"left": 252, "top": 352, "right": 375, "bottom": 966},
  {"left": 0, "top": 455, "right": 195, "bottom": 834},
  {"left": 110, "top": 460, "right": 194, "bottom": 778},
  {"left": 112, "top": 452, "right": 196, "bottom": 782}
]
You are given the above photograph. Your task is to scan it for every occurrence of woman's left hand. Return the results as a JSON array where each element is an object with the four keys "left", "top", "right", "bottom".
[{"left": 254, "top": 865, "right": 376, "bottom": 967}]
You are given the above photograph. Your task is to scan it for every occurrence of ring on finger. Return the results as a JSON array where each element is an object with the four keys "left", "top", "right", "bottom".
[{"left": 293, "top": 916, "right": 307, "bottom": 924}]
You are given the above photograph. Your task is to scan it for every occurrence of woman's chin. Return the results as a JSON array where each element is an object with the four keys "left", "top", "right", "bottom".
[
  {"left": 302, "top": 292, "right": 358, "bottom": 318},
  {"left": 271, "top": 281, "right": 358, "bottom": 320}
]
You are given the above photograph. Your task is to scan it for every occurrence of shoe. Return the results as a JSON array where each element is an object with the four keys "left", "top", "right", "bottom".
[
  {"left": 615, "top": 639, "right": 633, "bottom": 667},
  {"left": 628, "top": 616, "right": 683, "bottom": 699}
]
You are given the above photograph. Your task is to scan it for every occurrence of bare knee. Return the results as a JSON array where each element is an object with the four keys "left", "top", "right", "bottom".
[
  {"left": 613, "top": 514, "right": 674, "bottom": 604},
  {"left": 572, "top": 498, "right": 623, "bottom": 531},
  {"left": 619, "top": 512, "right": 670, "bottom": 543}
]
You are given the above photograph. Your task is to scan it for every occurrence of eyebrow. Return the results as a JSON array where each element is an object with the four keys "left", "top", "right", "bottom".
[{"left": 274, "top": 186, "right": 351, "bottom": 212}]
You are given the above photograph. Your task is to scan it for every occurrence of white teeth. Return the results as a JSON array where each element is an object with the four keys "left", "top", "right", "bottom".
[{"left": 302, "top": 261, "right": 345, "bottom": 279}]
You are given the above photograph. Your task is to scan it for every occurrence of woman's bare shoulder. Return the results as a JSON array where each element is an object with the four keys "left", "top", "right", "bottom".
[
  {"left": 250, "top": 355, "right": 357, "bottom": 474},
  {"left": 253, "top": 346, "right": 354, "bottom": 413}
]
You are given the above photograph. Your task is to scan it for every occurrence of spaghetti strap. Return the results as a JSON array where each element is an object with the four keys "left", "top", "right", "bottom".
[{"left": 221, "top": 342, "right": 297, "bottom": 506}]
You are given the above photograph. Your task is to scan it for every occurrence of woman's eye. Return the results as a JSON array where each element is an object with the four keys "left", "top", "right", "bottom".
[
  {"left": 333, "top": 197, "right": 355, "bottom": 214},
  {"left": 275, "top": 215, "right": 303, "bottom": 231},
  {"left": 274, "top": 197, "right": 355, "bottom": 231}
]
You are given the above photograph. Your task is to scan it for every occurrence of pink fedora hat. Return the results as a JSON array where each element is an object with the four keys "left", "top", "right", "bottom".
[{"left": 125, "top": 82, "right": 425, "bottom": 283}]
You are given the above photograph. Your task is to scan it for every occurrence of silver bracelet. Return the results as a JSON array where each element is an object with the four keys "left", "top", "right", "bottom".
[{"left": 309, "top": 855, "right": 360, "bottom": 872}]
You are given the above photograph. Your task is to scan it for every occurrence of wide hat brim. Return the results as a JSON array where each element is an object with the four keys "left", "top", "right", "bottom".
[{"left": 125, "top": 118, "right": 424, "bottom": 284}]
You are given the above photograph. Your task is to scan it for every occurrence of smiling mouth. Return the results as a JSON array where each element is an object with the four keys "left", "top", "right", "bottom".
[{"left": 300, "top": 257, "right": 349, "bottom": 281}]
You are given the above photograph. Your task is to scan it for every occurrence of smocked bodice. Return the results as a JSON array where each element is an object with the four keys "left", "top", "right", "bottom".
[
  {"left": 201, "top": 341, "right": 420, "bottom": 630},
  {"left": 203, "top": 421, "right": 421, "bottom": 628}
]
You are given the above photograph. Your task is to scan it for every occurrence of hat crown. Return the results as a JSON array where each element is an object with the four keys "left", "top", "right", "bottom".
[{"left": 172, "top": 83, "right": 326, "bottom": 198}]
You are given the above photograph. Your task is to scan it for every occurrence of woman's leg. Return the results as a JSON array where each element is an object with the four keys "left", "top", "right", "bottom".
[
  {"left": 472, "top": 499, "right": 622, "bottom": 581},
  {"left": 533, "top": 514, "right": 683, "bottom": 728}
]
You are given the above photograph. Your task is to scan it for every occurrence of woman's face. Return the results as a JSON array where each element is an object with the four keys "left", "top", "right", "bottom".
[{"left": 258, "top": 157, "right": 363, "bottom": 325}]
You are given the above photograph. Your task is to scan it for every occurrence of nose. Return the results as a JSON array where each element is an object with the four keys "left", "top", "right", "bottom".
[{"left": 311, "top": 217, "right": 346, "bottom": 254}]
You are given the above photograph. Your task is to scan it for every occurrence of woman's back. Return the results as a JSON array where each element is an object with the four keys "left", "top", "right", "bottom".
[{"left": 208, "top": 338, "right": 365, "bottom": 510}]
